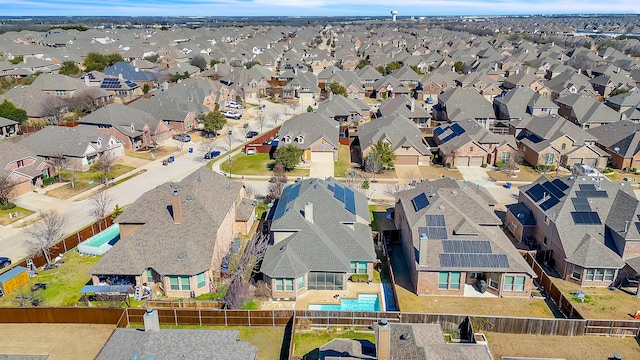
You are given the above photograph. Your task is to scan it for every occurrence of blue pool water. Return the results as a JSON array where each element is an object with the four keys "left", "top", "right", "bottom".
[
  {"left": 308, "top": 293, "right": 381, "bottom": 311},
  {"left": 78, "top": 224, "right": 120, "bottom": 255}
]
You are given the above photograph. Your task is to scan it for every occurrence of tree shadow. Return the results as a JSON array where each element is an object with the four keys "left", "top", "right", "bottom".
[{"left": 279, "top": 315, "right": 294, "bottom": 360}]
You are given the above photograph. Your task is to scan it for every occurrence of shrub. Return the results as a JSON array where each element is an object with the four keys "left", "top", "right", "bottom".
[
  {"left": 350, "top": 274, "right": 369, "bottom": 282},
  {"left": 444, "top": 162, "right": 452, "bottom": 169},
  {"left": 0, "top": 202, "right": 16, "bottom": 210},
  {"left": 42, "top": 176, "right": 59, "bottom": 186},
  {"left": 481, "top": 163, "right": 488, "bottom": 168},
  {"left": 495, "top": 161, "right": 505, "bottom": 169}
]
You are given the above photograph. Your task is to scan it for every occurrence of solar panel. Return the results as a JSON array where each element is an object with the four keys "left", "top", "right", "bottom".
[
  {"left": 411, "top": 193, "right": 429, "bottom": 212},
  {"left": 433, "top": 127, "right": 444, "bottom": 136},
  {"left": 540, "top": 196, "right": 560, "bottom": 211},
  {"left": 572, "top": 198, "right": 592, "bottom": 212},
  {"left": 334, "top": 183, "right": 345, "bottom": 203},
  {"left": 575, "top": 190, "right": 608, "bottom": 198},
  {"left": 344, "top": 187, "right": 356, "bottom": 214},
  {"left": 571, "top": 211, "right": 602, "bottom": 225},
  {"left": 541, "top": 181, "right": 565, "bottom": 199},
  {"left": 442, "top": 240, "right": 492, "bottom": 254},
  {"left": 327, "top": 184, "right": 334, "bottom": 192},
  {"left": 288, "top": 183, "right": 300, "bottom": 202},
  {"left": 551, "top": 178, "right": 569, "bottom": 191},
  {"left": 273, "top": 187, "right": 291, "bottom": 220},
  {"left": 579, "top": 184, "right": 597, "bottom": 191},
  {"left": 525, "top": 184, "right": 546, "bottom": 202},
  {"left": 451, "top": 123, "right": 466, "bottom": 135},
  {"left": 426, "top": 226, "right": 447, "bottom": 239},
  {"left": 440, "top": 253, "right": 509, "bottom": 268},
  {"left": 426, "top": 214, "right": 445, "bottom": 227}
]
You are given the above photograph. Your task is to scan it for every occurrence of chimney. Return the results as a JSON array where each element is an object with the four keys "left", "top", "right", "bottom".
[
  {"left": 143, "top": 308, "right": 160, "bottom": 332},
  {"left": 84, "top": 76, "right": 90, "bottom": 86},
  {"left": 624, "top": 221, "right": 629, "bottom": 232},
  {"left": 118, "top": 73, "right": 123, "bottom": 80},
  {"left": 171, "top": 185, "right": 183, "bottom": 225},
  {"left": 375, "top": 319, "right": 391, "bottom": 360},
  {"left": 304, "top": 202, "right": 314, "bottom": 223},
  {"left": 410, "top": 98, "right": 415, "bottom": 112},
  {"left": 418, "top": 233, "right": 429, "bottom": 265}
]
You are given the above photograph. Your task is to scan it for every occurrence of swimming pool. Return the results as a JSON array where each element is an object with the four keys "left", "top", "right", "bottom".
[
  {"left": 308, "top": 293, "right": 381, "bottom": 311},
  {"left": 78, "top": 224, "right": 120, "bottom": 256}
]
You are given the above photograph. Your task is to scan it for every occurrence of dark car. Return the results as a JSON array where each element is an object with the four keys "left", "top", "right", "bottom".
[
  {"left": 246, "top": 131, "right": 259, "bottom": 138},
  {"left": 204, "top": 150, "right": 221, "bottom": 159},
  {"left": 172, "top": 133, "right": 191, "bottom": 142},
  {"left": 0, "top": 257, "right": 11, "bottom": 269}
]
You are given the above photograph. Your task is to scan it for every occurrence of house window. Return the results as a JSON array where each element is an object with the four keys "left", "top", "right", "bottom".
[
  {"left": 146, "top": 269, "right": 154, "bottom": 283},
  {"left": 88, "top": 155, "right": 97, "bottom": 165},
  {"left": 503, "top": 276, "right": 526, "bottom": 291},
  {"left": 438, "top": 272, "right": 461, "bottom": 290},
  {"left": 350, "top": 261, "right": 368, "bottom": 274},
  {"left": 308, "top": 272, "right": 344, "bottom": 290},
  {"left": 503, "top": 276, "right": 513, "bottom": 291},
  {"left": 572, "top": 265, "right": 583, "bottom": 280},
  {"left": 283, "top": 136, "right": 291, "bottom": 144},
  {"left": 275, "top": 278, "right": 294, "bottom": 291},
  {"left": 561, "top": 143, "right": 566, "bottom": 151},
  {"left": 489, "top": 273, "right": 500, "bottom": 289},
  {"left": 180, "top": 276, "right": 190, "bottom": 291},
  {"left": 297, "top": 276, "right": 304, "bottom": 289},
  {"left": 197, "top": 272, "right": 206, "bottom": 289},
  {"left": 544, "top": 153, "right": 554, "bottom": 165},
  {"left": 514, "top": 276, "right": 525, "bottom": 291},
  {"left": 469, "top": 147, "right": 474, "bottom": 152},
  {"left": 169, "top": 277, "right": 179, "bottom": 291},
  {"left": 501, "top": 152, "right": 510, "bottom": 163}
]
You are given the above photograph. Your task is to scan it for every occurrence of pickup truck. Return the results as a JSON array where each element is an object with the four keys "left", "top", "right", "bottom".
[{"left": 222, "top": 110, "right": 241, "bottom": 120}]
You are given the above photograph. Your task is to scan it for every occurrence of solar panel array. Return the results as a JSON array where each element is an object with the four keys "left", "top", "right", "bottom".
[
  {"left": 331, "top": 182, "right": 357, "bottom": 215},
  {"left": 525, "top": 184, "right": 546, "bottom": 202},
  {"left": 551, "top": 178, "right": 569, "bottom": 191},
  {"left": 437, "top": 123, "right": 467, "bottom": 143},
  {"left": 273, "top": 186, "right": 292, "bottom": 220},
  {"left": 289, "top": 183, "right": 300, "bottom": 202},
  {"left": 571, "top": 211, "right": 602, "bottom": 225},
  {"left": 442, "top": 240, "right": 492, "bottom": 254},
  {"left": 540, "top": 196, "right": 560, "bottom": 211},
  {"left": 100, "top": 78, "right": 123, "bottom": 89},
  {"left": 440, "top": 253, "right": 510, "bottom": 268},
  {"left": 525, "top": 180, "right": 567, "bottom": 212},
  {"left": 418, "top": 226, "right": 448, "bottom": 240},
  {"left": 572, "top": 198, "right": 592, "bottom": 212},
  {"left": 124, "top": 80, "right": 139, "bottom": 88},
  {"left": 334, "top": 183, "right": 345, "bottom": 202},
  {"left": 579, "top": 184, "right": 597, "bottom": 191},
  {"left": 575, "top": 190, "right": 608, "bottom": 198},
  {"left": 411, "top": 193, "right": 429, "bottom": 212},
  {"left": 426, "top": 214, "right": 445, "bottom": 226},
  {"left": 541, "top": 181, "right": 566, "bottom": 199}
]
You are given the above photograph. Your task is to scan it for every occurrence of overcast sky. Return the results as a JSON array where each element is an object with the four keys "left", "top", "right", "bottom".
[{"left": 0, "top": 0, "right": 637, "bottom": 17}]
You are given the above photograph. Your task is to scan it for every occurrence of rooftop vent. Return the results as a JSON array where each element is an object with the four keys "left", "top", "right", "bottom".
[{"left": 400, "top": 332, "right": 412, "bottom": 340}]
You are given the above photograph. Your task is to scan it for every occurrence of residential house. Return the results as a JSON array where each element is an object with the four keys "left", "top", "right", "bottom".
[
  {"left": 0, "top": 117, "right": 18, "bottom": 137},
  {"left": 493, "top": 87, "right": 559, "bottom": 121},
  {"left": 104, "top": 62, "right": 156, "bottom": 89},
  {"left": 19, "top": 124, "right": 124, "bottom": 171},
  {"left": 78, "top": 103, "right": 171, "bottom": 151},
  {"left": 433, "top": 88, "right": 496, "bottom": 131},
  {"left": 545, "top": 69, "right": 598, "bottom": 100},
  {"left": 434, "top": 119, "right": 518, "bottom": 167},
  {"left": 586, "top": 121, "right": 640, "bottom": 169},
  {"left": 358, "top": 114, "right": 431, "bottom": 166},
  {"left": 371, "top": 76, "right": 410, "bottom": 100},
  {"left": 556, "top": 94, "right": 620, "bottom": 129},
  {"left": 90, "top": 169, "right": 253, "bottom": 298},
  {"left": 0, "top": 142, "right": 54, "bottom": 198},
  {"left": 605, "top": 90, "right": 640, "bottom": 122},
  {"left": 394, "top": 178, "right": 536, "bottom": 296},
  {"left": 512, "top": 115, "right": 608, "bottom": 170},
  {"left": 506, "top": 176, "right": 638, "bottom": 287},
  {"left": 316, "top": 94, "right": 370, "bottom": 127},
  {"left": 377, "top": 95, "right": 431, "bottom": 129},
  {"left": 277, "top": 113, "right": 339, "bottom": 163},
  {"left": 261, "top": 178, "right": 375, "bottom": 299}
]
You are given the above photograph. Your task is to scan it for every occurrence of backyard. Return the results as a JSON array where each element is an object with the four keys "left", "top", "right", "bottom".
[
  {"left": 0, "top": 205, "right": 34, "bottom": 226},
  {"left": 334, "top": 144, "right": 351, "bottom": 178},
  {"left": 293, "top": 329, "right": 376, "bottom": 360},
  {"left": 220, "top": 152, "right": 310, "bottom": 177},
  {"left": 45, "top": 164, "right": 136, "bottom": 199}
]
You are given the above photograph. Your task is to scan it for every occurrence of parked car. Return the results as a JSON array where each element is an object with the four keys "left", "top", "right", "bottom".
[
  {"left": 573, "top": 163, "right": 599, "bottom": 177},
  {"left": 204, "top": 150, "right": 221, "bottom": 159},
  {"left": 227, "top": 101, "right": 242, "bottom": 109},
  {"left": 172, "top": 133, "right": 191, "bottom": 142},
  {"left": 0, "top": 257, "right": 11, "bottom": 269},
  {"left": 222, "top": 110, "right": 242, "bottom": 120},
  {"left": 246, "top": 131, "right": 259, "bottom": 138}
]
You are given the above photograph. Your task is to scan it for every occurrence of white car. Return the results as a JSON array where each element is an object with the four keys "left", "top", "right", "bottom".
[
  {"left": 573, "top": 164, "right": 599, "bottom": 177},
  {"left": 227, "top": 101, "right": 242, "bottom": 109},
  {"left": 222, "top": 110, "right": 241, "bottom": 120}
]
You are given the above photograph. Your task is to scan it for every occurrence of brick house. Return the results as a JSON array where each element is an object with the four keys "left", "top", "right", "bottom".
[
  {"left": 90, "top": 169, "right": 253, "bottom": 298},
  {"left": 394, "top": 178, "right": 536, "bottom": 297},
  {"left": 587, "top": 121, "right": 640, "bottom": 170},
  {"left": 277, "top": 113, "right": 339, "bottom": 163},
  {"left": 0, "top": 142, "right": 54, "bottom": 198}
]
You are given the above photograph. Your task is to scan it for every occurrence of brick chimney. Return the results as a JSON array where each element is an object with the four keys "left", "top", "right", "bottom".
[
  {"left": 170, "top": 184, "right": 183, "bottom": 225},
  {"left": 375, "top": 319, "right": 391, "bottom": 360}
]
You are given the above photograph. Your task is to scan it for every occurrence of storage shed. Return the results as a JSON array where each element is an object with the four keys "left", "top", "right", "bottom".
[{"left": 0, "top": 266, "right": 29, "bottom": 296}]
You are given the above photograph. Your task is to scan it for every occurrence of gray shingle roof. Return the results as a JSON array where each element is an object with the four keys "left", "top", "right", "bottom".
[
  {"left": 277, "top": 113, "right": 338, "bottom": 150},
  {"left": 78, "top": 103, "right": 160, "bottom": 138},
  {"left": 587, "top": 120, "right": 640, "bottom": 158},
  {"left": 18, "top": 124, "right": 112, "bottom": 158},
  {"left": 358, "top": 113, "right": 430, "bottom": 155}
]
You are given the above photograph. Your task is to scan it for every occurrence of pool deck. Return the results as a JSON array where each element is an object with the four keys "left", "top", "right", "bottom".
[{"left": 294, "top": 282, "right": 382, "bottom": 310}]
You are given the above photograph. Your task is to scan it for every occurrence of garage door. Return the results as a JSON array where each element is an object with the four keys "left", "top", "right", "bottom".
[
  {"left": 395, "top": 155, "right": 419, "bottom": 165},
  {"left": 456, "top": 156, "right": 470, "bottom": 166},
  {"left": 310, "top": 151, "right": 334, "bottom": 163},
  {"left": 470, "top": 156, "right": 484, "bottom": 166},
  {"left": 582, "top": 158, "right": 597, "bottom": 167}
]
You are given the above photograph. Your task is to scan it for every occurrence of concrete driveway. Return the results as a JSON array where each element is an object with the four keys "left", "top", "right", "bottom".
[
  {"left": 309, "top": 159, "right": 334, "bottom": 179},
  {"left": 457, "top": 166, "right": 497, "bottom": 188}
]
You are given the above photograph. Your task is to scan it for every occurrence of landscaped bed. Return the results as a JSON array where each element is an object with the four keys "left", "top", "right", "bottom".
[{"left": 293, "top": 329, "right": 375, "bottom": 360}]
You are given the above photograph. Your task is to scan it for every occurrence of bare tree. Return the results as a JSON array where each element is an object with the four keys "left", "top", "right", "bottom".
[
  {"left": 199, "top": 137, "right": 219, "bottom": 159},
  {"left": 23, "top": 210, "right": 67, "bottom": 266},
  {"left": 0, "top": 172, "right": 17, "bottom": 205},
  {"left": 267, "top": 163, "right": 287, "bottom": 201},
  {"left": 269, "top": 111, "right": 282, "bottom": 127},
  {"left": 50, "top": 154, "right": 74, "bottom": 187},
  {"left": 90, "top": 191, "right": 114, "bottom": 230},
  {"left": 223, "top": 233, "right": 269, "bottom": 309},
  {"left": 256, "top": 109, "right": 267, "bottom": 134},
  {"left": 96, "top": 151, "right": 117, "bottom": 187},
  {"left": 364, "top": 152, "right": 383, "bottom": 182},
  {"left": 501, "top": 150, "right": 525, "bottom": 177},
  {"left": 243, "top": 184, "right": 256, "bottom": 199},
  {"left": 40, "top": 95, "right": 67, "bottom": 125}
]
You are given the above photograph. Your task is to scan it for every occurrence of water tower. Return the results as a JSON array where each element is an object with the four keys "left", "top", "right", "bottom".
[{"left": 391, "top": 10, "right": 398, "bottom": 22}]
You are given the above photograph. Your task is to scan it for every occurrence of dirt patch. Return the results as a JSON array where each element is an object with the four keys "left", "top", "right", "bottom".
[
  {"left": 486, "top": 332, "right": 640, "bottom": 360},
  {"left": 0, "top": 323, "right": 114, "bottom": 360},
  {"left": 125, "top": 145, "right": 176, "bottom": 161},
  {"left": 420, "top": 166, "right": 463, "bottom": 180}
]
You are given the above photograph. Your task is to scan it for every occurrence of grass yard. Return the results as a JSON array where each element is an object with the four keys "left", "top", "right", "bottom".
[
  {"left": 552, "top": 277, "right": 640, "bottom": 319},
  {"left": 394, "top": 285, "right": 555, "bottom": 318},
  {"left": 0, "top": 205, "right": 34, "bottom": 226},
  {"left": 487, "top": 165, "right": 541, "bottom": 183},
  {"left": 294, "top": 329, "right": 376, "bottom": 360},
  {"left": 148, "top": 325, "right": 286, "bottom": 360},
  {"left": 486, "top": 332, "right": 640, "bottom": 360},
  {"left": 0, "top": 250, "right": 100, "bottom": 307},
  {"left": 334, "top": 144, "right": 351, "bottom": 177},
  {"left": 419, "top": 165, "right": 463, "bottom": 180},
  {"left": 369, "top": 205, "right": 395, "bottom": 232},
  {"left": 220, "top": 153, "right": 310, "bottom": 177},
  {"left": 46, "top": 164, "right": 136, "bottom": 199},
  {"left": 605, "top": 170, "right": 640, "bottom": 183},
  {"left": 125, "top": 145, "right": 177, "bottom": 161}
]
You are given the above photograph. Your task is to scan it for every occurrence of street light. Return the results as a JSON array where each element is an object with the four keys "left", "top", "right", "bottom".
[{"left": 227, "top": 129, "right": 233, "bottom": 178}]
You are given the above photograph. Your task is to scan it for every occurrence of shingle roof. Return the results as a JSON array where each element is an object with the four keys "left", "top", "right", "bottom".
[
  {"left": 358, "top": 113, "right": 430, "bottom": 155},
  {"left": 277, "top": 113, "right": 338, "bottom": 150},
  {"left": 587, "top": 120, "right": 640, "bottom": 158},
  {"left": 18, "top": 124, "right": 111, "bottom": 158}
]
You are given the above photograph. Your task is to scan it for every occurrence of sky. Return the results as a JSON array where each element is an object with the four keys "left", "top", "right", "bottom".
[{"left": 0, "top": 0, "right": 637, "bottom": 17}]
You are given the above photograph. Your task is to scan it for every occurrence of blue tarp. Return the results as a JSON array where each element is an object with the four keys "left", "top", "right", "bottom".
[{"left": 80, "top": 285, "right": 132, "bottom": 294}]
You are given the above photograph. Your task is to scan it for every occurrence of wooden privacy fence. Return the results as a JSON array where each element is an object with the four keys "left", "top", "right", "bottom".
[
  {"left": 0, "top": 307, "right": 125, "bottom": 325},
  {"left": 146, "top": 299, "right": 223, "bottom": 309},
  {"left": 125, "top": 308, "right": 293, "bottom": 327},
  {"left": 585, "top": 319, "right": 640, "bottom": 337},
  {"left": 524, "top": 252, "right": 583, "bottom": 319}
]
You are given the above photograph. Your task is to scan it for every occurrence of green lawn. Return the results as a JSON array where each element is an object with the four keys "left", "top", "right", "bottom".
[
  {"left": 0, "top": 250, "right": 100, "bottom": 307},
  {"left": 294, "top": 329, "right": 375, "bottom": 360},
  {"left": 334, "top": 144, "right": 351, "bottom": 177},
  {"left": 46, "top": 164, "right": 136, "bottom": 199},
  {"left": 0, "top": 205, "right": 34, "bottom": 226},
  {"left": 220, "top": 153, "right": 309, "bottom": 177},
  {"left": 149, "top": 325, "right": 286, "bottom": 360}
]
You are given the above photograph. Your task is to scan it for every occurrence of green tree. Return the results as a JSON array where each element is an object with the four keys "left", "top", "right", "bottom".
[
  {"left": 59, "top": 61, "right": 80, "bottom": 76},
  {"left": 245, "top": 60, "right": 260, "bottom": 69},
  {"left": 144, "top": 54, "right": 159, "bottom": 63},
  {"left": 199, "top": 110, "right": 227, "bottom": 136},
  {"left": 362, "top": 179, "right": 370, "bottom": 190},
  {"left": 210, "top": 59, "right": 221, "bottom": 67},
  {"left": 190, "top": 55, "right": 207, "bottom": 71},
  {"left": 326, "top": 38, "right": 331, "bottom": 46},
  {"left": 0, "top": 99, "right": 28, "bottom": 124},
  {"left": 306, "top": 105, "right": 314, "bottom": 112},
  {"left": 112, "top": 204, "right": 123, "bottom": 220},
  {"left": 371, "top": 140, "right": 396, "bottom": 168},
  {"left": 453, "top": 61, "right": 467, "bottom": 74},
  {"left": 142, "top": 84, "right": 150, "bottom": 94},
  {"left": 356, "top": 59, "right": 370, "bottom": 69},
  {"left": 83, "top": 52, "right": 124, "bottom": 72},
  {"left": 9, "top": 56, "right": 23, "bottom": 65},
  {"left": 385, "top": 61, "right": 402, "bottom": 74},
  {"left": 609, "top": 88, "right": 629, "bottom": 97},
  {"left": 410, "top": 65, "right": 425, "bottom": 75},
  {"left": 273, "top": 144, "right": 301, "bottom": 171},
  {"left": 376, "top": 65, "right": 387, "bottom": 75},
  {"left": 327, "top": 82, "right": 348, "bottom": 97}
]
